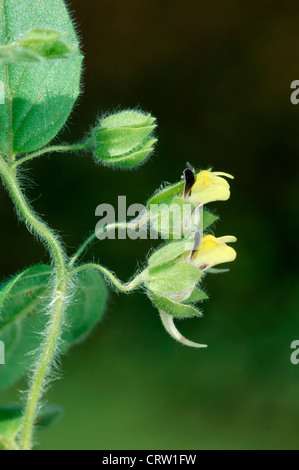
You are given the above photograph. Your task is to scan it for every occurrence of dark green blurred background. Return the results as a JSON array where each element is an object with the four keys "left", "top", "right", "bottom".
[{"left": 1, "top": 0, "right": 299, "bottom": 450}]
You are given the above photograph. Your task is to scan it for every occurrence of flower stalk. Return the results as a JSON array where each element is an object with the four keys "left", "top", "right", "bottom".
[
  {"left": 70, "top": 264, "right": 147, "bottom": 293},
  {"left": 13, "top": 139, "right": 95, "bottom": 168},
  {"left": 69, "top": 210, "right": 149, "bottom": 268}
]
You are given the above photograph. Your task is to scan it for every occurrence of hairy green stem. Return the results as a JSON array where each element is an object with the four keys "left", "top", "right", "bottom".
[
  {"left": 69, "top": 223, "right": 132, "bottom": 268},
  {"left": 70, "top": 263, "right": 147, "bottom": 292},
  {"left": 20, "top": 280, "right": 68, "bottom": 450},
  {"left": 13, "top": 139, "right": 95, "bottom": 168},
  {"left": 69, "top": 211, "right": 149, "bottom": 268},
  {"left": 0, "top": 155, "right": 68, "bottom": 450}
]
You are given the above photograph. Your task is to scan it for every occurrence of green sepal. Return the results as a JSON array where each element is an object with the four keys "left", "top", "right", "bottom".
[
  {"left": 183, "top": 286, "right": 209, "bottom": 303},
  {"left": 148, "top": 290, "right": 203, "bottom": 318},
  {"left": 147, "top": 261, "right": 202, "bottom": 294},
  {"left": 95, "top": 125, "right": 155, "bottom": 159},
  {"left": 148, "top": 239, "right": 193, "bottom": 269},
  {"left": 147, "top": 180, "right": 185, "bottom": 208},
  {"left": 99, "top": 137, "right": 157, "bottom": 168},
  {"left": 202, "top": 210, "right": 219, "bottom": 230},
  {"left": 149, "top": 196, "right": 197, "bottom": 239},
  {"left": 100, "top": 111, "right": 155, "bottom": 129},
  {"left": 148, "top": 189, "right": 218, "bottom": 238}
]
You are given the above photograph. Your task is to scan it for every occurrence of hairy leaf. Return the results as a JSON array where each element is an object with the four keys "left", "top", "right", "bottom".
[
  {"left": 0, "top": 0, "right": 83, "bottom": 155},
  {"left": 0, "top": 265, "right": 107, "bottom": 391},
  {"left": 0, "top": 268, "right": 32, "bottom": 305},
  {"left": 0, "top": 47, "right": 42, "bottom": 63},
  {"left": 63, "top": 268, "right": 108, "bottom": 345},
  {"left": 35, "top": 403, "right": 63, "bottom": 429},
  {"left": 0, "top": 403, "right": 62, "bottom": 449}
]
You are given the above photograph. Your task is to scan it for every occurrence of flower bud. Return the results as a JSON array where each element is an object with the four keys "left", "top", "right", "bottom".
[{"left": 93, "top": 110, "right": 157, "bottom": 168}]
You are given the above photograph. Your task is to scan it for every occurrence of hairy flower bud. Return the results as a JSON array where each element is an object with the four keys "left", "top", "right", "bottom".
[{"left": 93, "top": 110, "right": 157, "bottom": 168}]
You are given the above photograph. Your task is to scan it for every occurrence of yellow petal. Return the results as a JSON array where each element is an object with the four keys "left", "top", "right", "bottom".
[
  {"left": 188, "top": 170, "right": 232, "bottom": 205},
  {"left": 212, "top": 172, "right": 234, "bottom": 179},
  {"left": 192, "top": 235, "right": 237, "bottom": 270},
  {"left": 217, "top": 235, "right": 237, "bottom": 243},
  {"left": 189, "top": 182, "right": 230, "bottom": 205},
  {"left": 200, "top": 234, "right": 218, "bottom": 250}
]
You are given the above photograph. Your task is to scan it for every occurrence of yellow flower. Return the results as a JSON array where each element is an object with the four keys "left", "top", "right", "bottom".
[
  {"left": 187, "top": 170, "right": 234, "bottom": 205},
  {"left": 157, "top": 234, "right": 237, "bottom": 349},
  {"left": 191, "top": 234, "right": 237, "bottom": 271}
]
